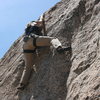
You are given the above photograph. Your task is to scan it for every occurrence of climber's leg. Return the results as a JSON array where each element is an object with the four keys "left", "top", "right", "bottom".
[
  {"left": 36, "top": 36, "right": 71, "bottom": 53},
  {"left": 36, "top": 36, "right": 62, "bottom": 48},
  {"left": 17, "top": 53, "right": 34, "bottom": 90},
  {"left": 21, "top": 53, "right": 34, "bottom": 84},
  {"left": 17, "top": 39, "right": 35, "bottom": 90},
  {"left": 23, "top": 37, "right": 35, "bottom": 50}
]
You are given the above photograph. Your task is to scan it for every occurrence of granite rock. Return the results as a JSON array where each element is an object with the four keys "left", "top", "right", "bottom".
[{"left": 0, "top": 0, "right": 100, "bottom": 100}]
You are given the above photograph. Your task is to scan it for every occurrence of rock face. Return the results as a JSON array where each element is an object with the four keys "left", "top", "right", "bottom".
[{"left": 0, "top": 0, "right": 100, "bottom": 100}]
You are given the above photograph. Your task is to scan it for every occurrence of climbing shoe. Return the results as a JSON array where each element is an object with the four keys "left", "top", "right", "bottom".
[
  {"left": 17, "top": 83, "right": 26, "bottom": 90},
  {"left": 56, "top": 46, "right": 71, "bottom": 53}
]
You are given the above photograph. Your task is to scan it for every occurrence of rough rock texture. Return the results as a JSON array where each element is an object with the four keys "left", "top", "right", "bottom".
[{"left": 0, "top": 0, "right": 100, "bottom": 100}]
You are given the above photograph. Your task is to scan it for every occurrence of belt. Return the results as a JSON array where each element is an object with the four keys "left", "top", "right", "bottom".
[{"left": 23, "top": 49, "right": 36, "bottom": 53}]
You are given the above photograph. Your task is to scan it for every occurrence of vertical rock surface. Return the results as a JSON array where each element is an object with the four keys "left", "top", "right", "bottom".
[{"left": 0, "top": 0, "right": 100, "bottom": 100}]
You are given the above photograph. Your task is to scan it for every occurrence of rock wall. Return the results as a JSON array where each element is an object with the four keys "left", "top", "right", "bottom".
[{"left": 0, "top": 0, "right": 100, "bottom": 100}]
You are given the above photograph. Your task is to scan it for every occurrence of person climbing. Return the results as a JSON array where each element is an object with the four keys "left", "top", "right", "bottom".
[{"left": 17, "top": 14, "right": 71, "bottom": 90}]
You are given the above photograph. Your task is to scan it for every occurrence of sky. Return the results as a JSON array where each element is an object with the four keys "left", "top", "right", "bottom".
[{"left": 0, "top": 0, "right": 60, "bottom": 58}]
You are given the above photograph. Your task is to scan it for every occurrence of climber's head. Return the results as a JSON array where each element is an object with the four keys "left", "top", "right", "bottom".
[
  {"left": 33, "top": 14, "right": 44, "bottom": 27},
  {"left": 30, "top": 20, "right": 43, "bottom": 28},
  {"left": 35, "top": 21, "right": 43, "bottom": 27}
]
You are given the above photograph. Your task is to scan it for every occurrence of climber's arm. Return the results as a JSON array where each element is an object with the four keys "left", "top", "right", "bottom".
[{"left": 39, "top": 14, "right": 46, "bottom": 36}]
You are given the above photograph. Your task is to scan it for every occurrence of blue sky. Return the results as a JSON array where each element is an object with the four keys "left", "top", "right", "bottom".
[{"left": 0, "top": 0, "right": 60, "bottom": 58}]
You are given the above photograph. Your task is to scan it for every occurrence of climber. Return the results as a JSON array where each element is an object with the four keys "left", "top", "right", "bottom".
[{"left": 17, "top": 14, "right": 71, "bottom": 90}]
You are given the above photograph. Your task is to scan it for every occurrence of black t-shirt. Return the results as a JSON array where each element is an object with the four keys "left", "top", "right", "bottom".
[{"left": 25, "top": 25, "right": 42, "bottom": 36}]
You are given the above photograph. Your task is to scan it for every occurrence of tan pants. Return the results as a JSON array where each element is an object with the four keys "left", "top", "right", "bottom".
[{"left": 20, "top": 36, "right": 62, "bottom": 85}]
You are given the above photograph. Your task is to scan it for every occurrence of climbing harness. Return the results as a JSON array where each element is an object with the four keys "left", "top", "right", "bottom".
[
  {"left": 23, "top": 14, "right": 46, "bottom": 53},
  {"left": 23, "top": 49, "right": 36, "bottom": 53}
]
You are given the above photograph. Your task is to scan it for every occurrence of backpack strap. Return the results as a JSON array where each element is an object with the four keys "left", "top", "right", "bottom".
[{"left": 33, "top": 36, "right": 38, "bottom": 48}]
